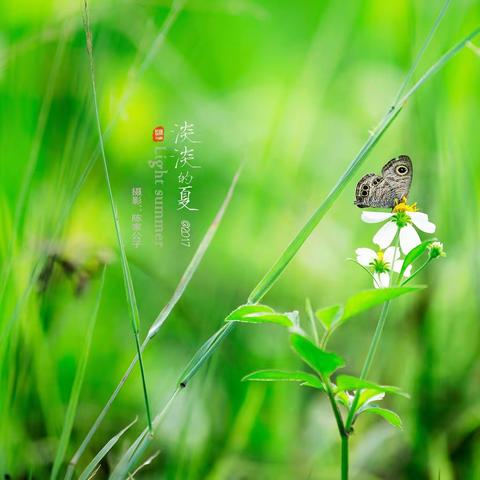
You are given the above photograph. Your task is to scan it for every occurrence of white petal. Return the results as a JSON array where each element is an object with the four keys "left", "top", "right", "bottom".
[
  {"left": 392, "top": 260, "right": 412, "bottom": 277},
  {"left": 373, "top": 221, "right": 398, "bottom": 249},
  {"left": 392, "top": 259, "right": 402, "bottom": 273},
  {"left": 361, "top": 212, "right": 394, "bottom": 224},
  {"left": 355, "top": 248, "right": 376, "bottom": 266},
  {"left": 399, "top": 224, "right": 421, "bottom": 254},
  {"left": 384, "top": 246, "right": 400, "bottom": 264},
  {"left": 373, "top": 272, "right": 390, "bottom": 288},
  {"left": 408, "top": 212, "right": 436, "bottom": 233}
]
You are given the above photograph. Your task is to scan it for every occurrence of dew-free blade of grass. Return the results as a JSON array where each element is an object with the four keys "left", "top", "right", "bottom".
[
  {"left": 50, "top": 268, "right": 106, "bottom": 480},
  {"left": 66, "top": 167, "right": 242, "bottom": 476},
  {"left": 147, "top": 166, "right": 242, "bottom": 339},
  {"left": 82, "top": 0, "right": 152, "bottom": 432},
  {"left": 110, "top": 388, "right": 181, "bottom": 480},
  {"left": 77, "top": 417, "right": 137, "bottom": 480}
]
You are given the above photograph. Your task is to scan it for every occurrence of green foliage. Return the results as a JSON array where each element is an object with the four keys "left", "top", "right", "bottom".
[
  {"left": 290, "top": 333, "right": 345, "bottom": 378},
  {"left": 242, "top": 369, "right": 324, "bottom": 389},
  {"left": 360, "top": 407, "right": 403, "bottom": 429},
  {"left": 225, "top": 304, "right": 293, "bottom": 327},
  {"left": 341, "top": 287, "right": 425, "bottom": 323},
  {"left": 315, "top": 304, "right": 343, "bottom": 330},
  {"left": 335, "top": 374, "right": 409, "bottom": 398},
  {"left": 78, "top": 418, "right": 137, "bottom": 480},
  {"left": 399, "top": 239, "right": 436, "bottom": 277}
]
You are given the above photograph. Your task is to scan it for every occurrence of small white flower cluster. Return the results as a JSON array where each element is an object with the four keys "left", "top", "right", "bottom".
[{"left": 355, "top": 202, "right": 436, "bottom": 289}]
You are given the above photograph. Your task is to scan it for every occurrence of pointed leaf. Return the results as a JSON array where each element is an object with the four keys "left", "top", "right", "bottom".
[
  {"left": 362, "top": 407, "right": 403, "bottom": 429},
  {"left": 315, "top": 304, "right": 343, "bottom": 330},
  {"left": 342, "top": 287, "right": 425, "bottom": 323},
  {"left": 399, "top": 238, "right": 437, "bottom": 277},
  {"left": 336, "top": 375, "right": 409, "bottom": 398},
  {"left": 290, "top": 333, "right": 345, "bottom": 378},
  {"left": 225, "top": 304, "right": 293, "bottom": 327},
  {"left": 78, "top": 418, "right": 137, "bottom": 480},
  {"left": 242, "top": 369, "right": 324, "bottom": 390}
]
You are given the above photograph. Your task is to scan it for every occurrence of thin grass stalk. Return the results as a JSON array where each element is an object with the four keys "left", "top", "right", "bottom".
[
  {"left": 77, "top": 417, "right": 137, "bottom": 480},
  {"left": 50, "top": 268, "right": 106, "bottom": 480},
  {"left": 110, "top": 388, "right": 181, "bottom": 480},
  {"left": 392, "top": 0, "right": 451, "bottom": 106},
  {"left": 82, "top": 0, "right": 152, "bottom": 432},
  {"left": 65, "top": 167, "right": 241, "bottom": 478}
]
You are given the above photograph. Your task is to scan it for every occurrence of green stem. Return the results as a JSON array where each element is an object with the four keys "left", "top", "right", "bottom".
[
  {"left": 321, "top": 376, "right": 348, "bottom": 478},
  {"left": 345, "top": 234, "right": 400, "bottom": 431},
  {"left": 82, "top": 0, "right": 152, "bottom": 433},
  {"left": 401, "top": 258, "right": 432, "bottom": 286},
  {"left": 341, "top": 434, "right": 349, "bottom": 480}
]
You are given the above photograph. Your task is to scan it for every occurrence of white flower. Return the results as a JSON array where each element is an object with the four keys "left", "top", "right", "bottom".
[
  {"left": 355, "top": 246, "right": 412, "bottom": 289},
  {"left": 361, "top": 203, "right": 436, "bottom": 254}
]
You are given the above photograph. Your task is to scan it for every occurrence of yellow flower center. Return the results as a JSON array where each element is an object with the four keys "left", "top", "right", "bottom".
[
  {"left": 377, "top": 251, "right": 384, "bottom": 261},
  {"left": 392, "top": 197, "right": 417, "bottom": 213}
]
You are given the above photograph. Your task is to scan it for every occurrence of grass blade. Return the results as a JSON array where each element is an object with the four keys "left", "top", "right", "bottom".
[
  {"left": 147, "top": 166, "right": 242, "bottom": 339},
  {"left": 50, "top": 268, "right": 106, "bottom": 480},
  {"left": 82, "top": 0, "right": 152, "bottom": 432},
  {"left": 78, "top": 417, "right": 137, "bottom": 480},
  {"left": 110, "top": 389, "right": 180, "bottom": 480},
  {"left": 66, "top": 167, "right": 241, "bottom": 477}
]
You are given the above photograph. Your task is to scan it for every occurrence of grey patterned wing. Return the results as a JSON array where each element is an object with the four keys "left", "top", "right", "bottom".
[
  {"left": 381, "top": 155, "right": 413, "bottom": 203},
  {"left": 354, "top": 173, "right": 391, "bottom": 208}
]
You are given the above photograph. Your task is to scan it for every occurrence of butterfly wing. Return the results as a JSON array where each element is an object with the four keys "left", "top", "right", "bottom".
[
  {"left": 381, "top": 155, "right": 413, "bottom": 203},
  {"left": 354, "top": 173, "right": 388, "bottom": 208},
  {"left": 354, "top": 155, "right": 413, "bottom": 208}
]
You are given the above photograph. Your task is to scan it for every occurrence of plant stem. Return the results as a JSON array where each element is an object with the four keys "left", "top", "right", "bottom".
[
  {"left": 315, "top": 335, "right": 348, "bottom": 478},
  {"left": 82, "top": 0, "right": 152, "bottom": 433},
  {"left": 341, "top": 434, "right": 349, "bottom": 480},
  {"left": 401, "top": 258, "right": 432, "bottom": 286},
  {"left": 345, "top": 300, "right": 391, "bottom": 431},
  {"left": 345, "top": 233, "right": 400, "bottom": 431}
]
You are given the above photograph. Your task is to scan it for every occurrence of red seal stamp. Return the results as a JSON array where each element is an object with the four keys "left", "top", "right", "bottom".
[{"left": 152, "top": 126, "right": 164, "bottom": 142}]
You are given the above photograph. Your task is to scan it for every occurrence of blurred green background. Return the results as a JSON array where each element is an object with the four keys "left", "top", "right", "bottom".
[{"left": 1, "top": 0, "right": 480, "bottom": 478}]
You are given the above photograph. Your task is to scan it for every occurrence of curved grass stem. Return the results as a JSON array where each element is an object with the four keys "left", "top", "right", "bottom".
[{"left": 82, "top": 0, "right": 152, "bottom": 433}]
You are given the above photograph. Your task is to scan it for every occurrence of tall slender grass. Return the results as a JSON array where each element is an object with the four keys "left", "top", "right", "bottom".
[
  {"left": 82, "top": 0, "right": 153, "bottom": 432},
  {"left": 50, "top": 268, "right": 106, "bottom": 480},
  {"left": 65, "top": 167, "right": 242, "bottom": 478}
]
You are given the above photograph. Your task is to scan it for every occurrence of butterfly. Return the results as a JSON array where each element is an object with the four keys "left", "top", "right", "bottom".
[{"left": 354, "top": 155, "right": 412, "bottom": 209}]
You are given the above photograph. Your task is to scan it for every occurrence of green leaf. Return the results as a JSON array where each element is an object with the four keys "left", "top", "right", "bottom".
[
  {"left": 242, "top": 369, "right": 324, "bottom": 390},
  {"left": 315, "top": 304, "right": 343, "bottom": 330},
  {"left": 362, "top": 407, "right": 403, "bottom": 429},
  {"left": 399, "top": 239, "right": 437, "bottom": 277},
  {"left": 342, "top": 287, "right": 425, "bottom": 323},
  {"left": 335, "top": 390, "right": 351, "bottom": 408},
  {"left": 336, "top": 375, "right": 409, "bottom": 398},
  {"left": 225, "top": 304, "right": 293, "bottom": 327},
  {"left": 290, "top": 333, "right": 345, "bottom": 378}
]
